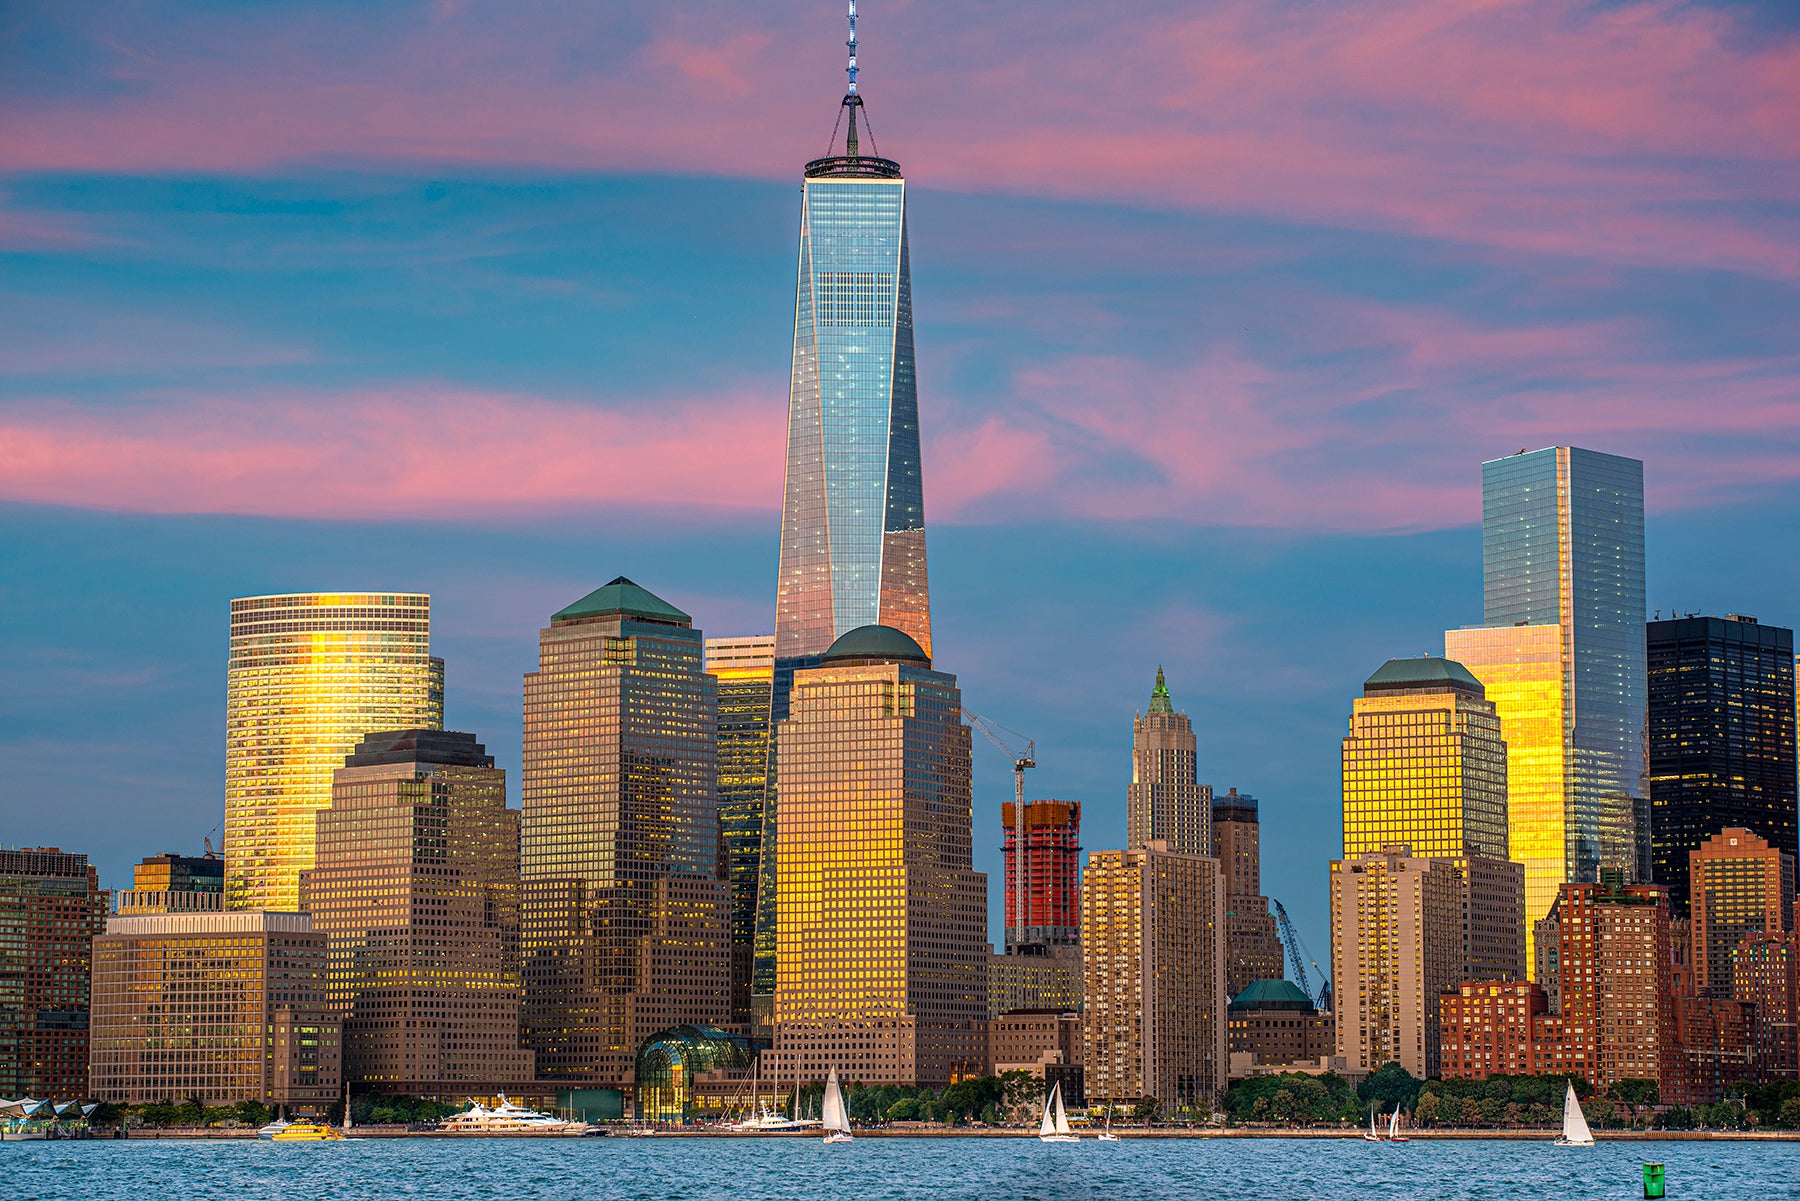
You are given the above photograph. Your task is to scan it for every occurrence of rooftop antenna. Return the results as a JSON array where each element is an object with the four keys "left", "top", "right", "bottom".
[{"left": 843, "top": 1, "right": 863, "bottom": 157}]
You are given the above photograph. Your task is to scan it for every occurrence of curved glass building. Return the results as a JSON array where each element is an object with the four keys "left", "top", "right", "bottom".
[{"left": 633, "top": 1025, "right": 759, "bottom": 1124}]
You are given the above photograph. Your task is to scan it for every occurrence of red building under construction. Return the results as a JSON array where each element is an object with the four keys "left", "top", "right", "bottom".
[{"left": 1001, "top": 800, "right": 1080, "bottom": 949}]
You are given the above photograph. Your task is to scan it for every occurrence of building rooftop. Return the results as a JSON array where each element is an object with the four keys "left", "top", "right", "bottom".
[
  {"left": 1229, "top": 979, "right": 1315, "bottom": 1012},
  {"left": 343, "top": 729, "right": 495, "bottom": 769},
  {"left": 1147, "top": 665, "right": 1175, "bottom": 715},
  {"left": 819, "top": 624, "right": 930, "bottom": 667},
  {"left": 1362, "top": 655, "right": 1485, "bottom": 696},
  {"left": 552, "top": 576, "right": 691, "bottom": 627}
]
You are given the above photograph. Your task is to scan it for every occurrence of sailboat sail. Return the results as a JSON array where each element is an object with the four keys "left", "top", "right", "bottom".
[
  {"left": 822, "top": 1068, "right": 848, "bottom": 1134},
  {"left": 1388, "top": 1104, "right": 1400, "bottom": 1140},
  {"left": 1560, "top": 1083, "right": 1594, "bottom": 1145},
  {"left": 1053, "top": 1083, "right": 1071, "bottom": 1137},
  {"left": 1039, "top": 1084, "right": 1059, "bottom": 1137}
]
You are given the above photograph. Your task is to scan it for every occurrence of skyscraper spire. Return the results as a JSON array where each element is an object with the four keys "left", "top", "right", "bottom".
[
  {"left": 843, "top": 1, "right": 863, "bottom": 158},
  {"left": 1149, "top": 666, "right": 1174, "bottom": 715}
]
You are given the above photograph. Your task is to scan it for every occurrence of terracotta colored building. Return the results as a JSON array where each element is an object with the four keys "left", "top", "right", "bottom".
[
  {"left": 1438, "top": 981, "right": 1552, "bottom": 1079},
  {"left": 0, "top": 848, "right": 107, "bottom": 1099},
  {"left": 1212, "top": 790, "right": 1285, "bottom": 999},
  {"left": 1734, "top": 931, "right": 1800, "bottom": 1081},
  {"left": 1690, "top": 829, "right": 1794, "bottom": 998},
  {"left": 1000, "top": 800, "right": 1081, "bottom": 949}
]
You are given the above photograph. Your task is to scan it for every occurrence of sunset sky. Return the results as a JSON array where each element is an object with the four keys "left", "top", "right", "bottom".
[{"left": 4, "top": 0, "right": 1799, "bottom": 954}]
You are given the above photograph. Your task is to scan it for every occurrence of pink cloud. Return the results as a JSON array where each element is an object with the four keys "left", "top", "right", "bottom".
[{"left": 2, "top": 0, "right": 1795, "bottom": 275}]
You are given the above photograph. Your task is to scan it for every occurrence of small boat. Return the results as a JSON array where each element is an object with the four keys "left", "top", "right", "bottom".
[
  {"left": 1553, "top": 1082, "right": 1594, "bottom": 1147},
  {"left": 1362, "top": 1102, "right": 1384, "bottom": 1142},
  {"left": 271, "top": 1120, "right": 343, "bottom": 1142},
  {"left": 1386, "top": 1104, "right": 1408, "bottom": 1144},
  {"left": 1038, "top": 1082, "right": 1079, "bottom": 1143},
  {"left": 258, "top": 1106, "right": 291, "bottom": 1138},
  {"left": 1097, "top": 1098, "right": 1120, "bottom": 1142},
  {"left": 437, "top": 1095, "right": 592, "bottom": 1136},
  {"left": 821, "top": 1066, "right": 853, "bottom": 1145}
]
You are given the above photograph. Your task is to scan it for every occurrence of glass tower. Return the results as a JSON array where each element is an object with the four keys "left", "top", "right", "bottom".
[
  {"left": 704, "top": 634, "right": 775, "bottom": 1024},
  {"left": 225, "top": 592, "right": 444, "bottom": 912},
  {"left": 1447, "top": 446, "right": 1645, "bottom": 975}
]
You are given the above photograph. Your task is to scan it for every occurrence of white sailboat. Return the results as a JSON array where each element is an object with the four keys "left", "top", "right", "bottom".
[
  {"left": 1362, "top": 1102, "right": 1383, "bottom": 1142},
  {"left": 1097, "top": 1098, "right": 1120, "bottom": 1142},
  {"left": 1553, "top": 1082, "right": 1594, "bottom": 1146},
  {"left": 821, "top": 1067, "right": 853, "bottom": 1144},
  {"left": 1386, "top": 1103, "right": 1408, "bottom": 1144},
  {"left": 1038, "top": 1082, "right": 1079, "bottom": 1143}
]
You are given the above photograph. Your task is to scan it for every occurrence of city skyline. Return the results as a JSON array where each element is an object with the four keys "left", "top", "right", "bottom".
[{"left": 7, "top": 0, "right": 1800, "bottom": 972}]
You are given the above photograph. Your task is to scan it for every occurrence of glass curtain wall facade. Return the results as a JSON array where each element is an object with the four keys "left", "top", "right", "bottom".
[
  {"left": 225, "top": 592, "right": 444, "bottom": 911},
  {"left": 1647, "top": 616, "right": 1797, "bottom": 915},
  {"left": 704, "top": 635, "right": 775, "bottom": 1024},
  {"left": 1448, "top": 446, "right": 1646, "bottom": 974},
  {"left": 519, "top": 578, "right": 731, "bottom": 1087}
]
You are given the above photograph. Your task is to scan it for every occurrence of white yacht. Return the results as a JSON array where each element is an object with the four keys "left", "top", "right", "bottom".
[
  {"left": 437, "top": 1095, "right": 591, "bottom": 1136},
  {"left": 1553, "top": 1082, "right": 1595, "bottom": 1146},
  {"left": 821, "top": 1067, "right": 853, "bottom": 1144},
  {"left": 1037, "top": 1082, "right": 1078, "bottom": 1143}
]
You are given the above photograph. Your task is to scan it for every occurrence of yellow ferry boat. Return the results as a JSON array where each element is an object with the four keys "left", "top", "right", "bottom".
[{"left": 271, "top": 1120, "right": 344, "bottom": 1142}]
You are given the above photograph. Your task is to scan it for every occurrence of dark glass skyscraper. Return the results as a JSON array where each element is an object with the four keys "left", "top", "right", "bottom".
[{"left": 1647, "top": 614, "right": 1797, "bottom": 915}]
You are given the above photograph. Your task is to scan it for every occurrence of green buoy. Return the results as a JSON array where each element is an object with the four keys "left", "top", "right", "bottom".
[{"left": 1643, "top": 1162, "right": 1666, "bottom": 1199}]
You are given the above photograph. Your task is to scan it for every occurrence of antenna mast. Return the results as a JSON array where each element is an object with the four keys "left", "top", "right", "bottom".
[{"left": 843, "top": 1, "right": 863, "bottom": 157}]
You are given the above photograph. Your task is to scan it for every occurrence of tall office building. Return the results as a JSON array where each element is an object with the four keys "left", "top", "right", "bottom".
[
  {"left": 520, "top": 578, "right": 731, "bottom": 1087},
  {"left": 705, "top": 634, "right": 775, "bottom": 1024},
  {"left": 302, "top": 729, "right": 534, "bottom": 1094},
  {"left": 1082, "top": 842, "right": 1227, "bottom": 1110},
  {"left": 0, "top": 848, "right": 106, "bottom": 1098},
  {"left": 767, "top": 625, "right": 987, "bottom": 1087},
  {"left": 1689, "top": 828, "right": 1795, "bottom": 999},
  {"left": 225, "top": 592, "right": 444, "bottom": 911},
  {"left": 1341, "top": 657, "right": 1526, "bottom": 981},
  {"left": 1127, "top": 668, "right": 1212, "bottom": 854},
  {"left": 773, "top": 6, "right": 930, "bottom": 662},
  {"left": 90, "top": 910, "right": 341, "bottom": 1109},
  {"left": 1329, "top": 847, "right": 1461, "bottom": 1080},
  {"left": 1447, "top": 444, "right": 1646, "bottom": 973},
  {"left": 1001, "top": 800, "right": 1081, "bottom": 949},
  {"left": 1211, "top": 789, "right": 1285, "bottom": 999},
  {"left": 1648, "top": 615, "right": 1797, "bottom": 914},
  {"left": 117, "top": 851, "right": 225, "bottom": 915}
]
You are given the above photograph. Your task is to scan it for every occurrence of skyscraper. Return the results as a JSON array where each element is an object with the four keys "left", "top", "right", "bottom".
[
  {"left": 519, "top": 578, "right": 730, "bottom": 1087},
  {"left": 1648, "top": 615, "right": 1797, "bottom": 914},
  {"left": 225, "top": 592, "right": 444, "bottom": 911},
  {"left": 0, "top": 848, "right": 106, "bottom": 1098},
  {"left": 1127, "top": 668, "right": 1212, "bottom": 854},
  {"left": 1211, "top": 789, "right": 1285, "bottom": 999},
  {"left": 1082, "top": 842, "right": 1227, "bottom": 1110},
  {"left": 1690, "top": 828, "right": 1795, "bottom": 999},
  {"left": 1001, "top": 800, "right": 1081, "bottom": 949},
  {"left": 1341, "top": 656, "right": 1526, "bottom": 981},
  {"left": 704, "top": 634, "right": 775, "bottom": 1024},
  {"left": 773, "top": 3, "right": 930, "bottom": 661},
  {"left": 302, "top": 729, "right": 533, "bottom": 1094},
  {"left": 767, "top": 625, "right": 987, "bottom": 1087},
  {"left": 1446, "top": 445, "right": 1646, "bottom": 972}
]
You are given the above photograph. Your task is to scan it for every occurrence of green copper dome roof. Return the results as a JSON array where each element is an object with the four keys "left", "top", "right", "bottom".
[
  {"left": 552, "top": 577, "right": 690, "bottom": 626},
  {"left": 1228, "top": 978, "right": 1314, "bottom": 1011},
  {"left": 1147, "top": 665, "right": 1175, "bottom": 714},
  {"left": 1362, "top": 655, "right": 1484, "bottom": 695},
  {"left": 820, "top": 624, "right": 930, "bottom": 666}
]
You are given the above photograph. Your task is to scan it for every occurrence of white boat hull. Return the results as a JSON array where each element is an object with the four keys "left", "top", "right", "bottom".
[
  {"left": 824, "top": 1131, "right": 854, "bottom": 1144},
  {"left": 1039, "top": 1134, "right": 1080, "bottom": 1143}
]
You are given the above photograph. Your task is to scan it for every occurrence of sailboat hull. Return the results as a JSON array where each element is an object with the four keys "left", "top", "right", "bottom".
[
  {"left": 1038, "top": 1134, "right": 1080, "bottom": 1143},
  {"left": 824, "top": 1132, "right": 855, "bottom": 1144}
]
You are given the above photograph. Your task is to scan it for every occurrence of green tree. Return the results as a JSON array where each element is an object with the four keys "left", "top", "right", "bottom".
[
  {"left": 1413, "top": 1092, "right": 1440, "bottom": 1127},
  {"left": 1357, "top": 1062, "right": 1420, "bottom": 1111}
]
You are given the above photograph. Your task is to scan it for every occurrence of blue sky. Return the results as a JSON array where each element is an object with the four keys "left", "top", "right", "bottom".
[{"left": 3, "top": 0, "right": 1800, "bottom": 962}]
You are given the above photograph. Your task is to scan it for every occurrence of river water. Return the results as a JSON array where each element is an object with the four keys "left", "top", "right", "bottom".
[{"left": 4, "top": 1134, "right": 1794, "bottom": 1200}]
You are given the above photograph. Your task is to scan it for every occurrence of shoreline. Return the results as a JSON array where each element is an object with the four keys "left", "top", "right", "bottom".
[{"left": 97, "top": 1126, "right": 1800, "bottom": 1142}]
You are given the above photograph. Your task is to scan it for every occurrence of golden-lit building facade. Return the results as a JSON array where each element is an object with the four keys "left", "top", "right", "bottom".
[
  {"left": 1330, "top": 847, "right": 1460, "bottom": 1079},
  {"left": 1445, "top": 622, "right": 1566, "bottom": 974},
  {"left": 767, "top": 625, "right": 987, "bottom": 1087},
  {"left": 301, "top": 729, "right": 534, "bottom": 1094},
  {"left": 704, "top": 634, "right": 775, "bottom": 1025},
  {"left": 225, "top": 592, "right": 444, "bottom": 912},
  {"left": 1127, "top": 668, "right": 1212, "bottom": 855},
  {"left": 89, "top": 910, "right": 341, "bottom": 1110},
  {"left": 1690, "top": 828, "right": 1795, "bottom": 998},
  {"left": 1342, "top": 656, "right": 1525, "bottom": 981},
  {"left": 1082, "top": 843, "right": 1227, "bottom": 1110},
  {"left": 519, "top": 578, "right": 731, "bottom": 1087}
]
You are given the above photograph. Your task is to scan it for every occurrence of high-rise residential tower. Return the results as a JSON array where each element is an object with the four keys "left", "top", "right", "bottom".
[
  {"left": 225, "top": 592, "right": 444, "bottom": 911},
  {"left": 1341, "top": 657, "right": 1526, "bottom": 981},
  {"left": 705, "top": 634, "right": 776, "bottom": 1024},
  {"left": 1648, "top": 615, "right": 1797, "bottom": 914},
  {"left": 1212, "top": 789, "right": 1285, "bottom": 999},
  {"left": 302, "top": 729, "right": 534, "bottom": 1094},
  {"left": 519, "top": 578, "right": 731, "bottom": 1087},
  {"left": 1689, "top": 828, "right": 1795, "bottom": 999},
  {"left": 773, "top": 5, "right": 930, "bottom": 662},
  {"left": 0, "top": 848, "right": 106, "bottom": 1098},
  {"left": 1127, "top": 668, "right": 1212, "bottom": 854},
  {"left": 767, "top": 625, "right": 987, "bottom": 1087},
  {"left": 1001, "top": 800, "right": 1082, "bottom": 949},
  {"left": 1446, "top": 445, "right": 1646, "bottom": 973}
]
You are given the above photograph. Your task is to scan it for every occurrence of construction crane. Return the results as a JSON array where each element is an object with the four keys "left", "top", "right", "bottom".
[
  {"left": 961, "top": 708, "right": 1035, "bottom": 951},
  {"left": 1272, "top": 898, "right": 1330, "bottom": 1009}
]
